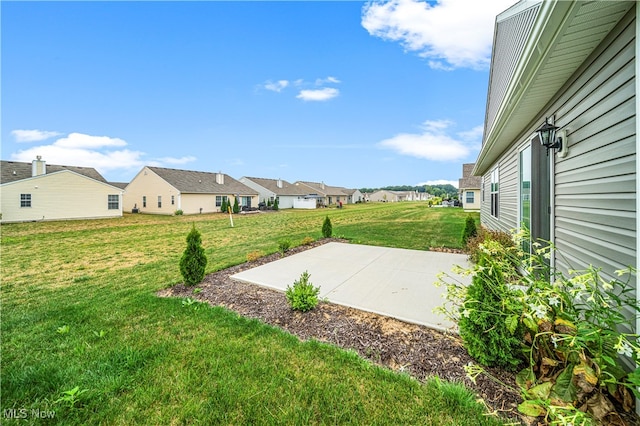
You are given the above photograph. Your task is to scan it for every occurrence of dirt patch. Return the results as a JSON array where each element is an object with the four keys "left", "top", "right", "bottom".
[{"left": 159, "top": 238, "right": 523, "bottom": 423}]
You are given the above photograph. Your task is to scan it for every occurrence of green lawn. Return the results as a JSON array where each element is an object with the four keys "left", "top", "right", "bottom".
[{"left": 1, "top": 203, "right": 506, "bottom": 425}]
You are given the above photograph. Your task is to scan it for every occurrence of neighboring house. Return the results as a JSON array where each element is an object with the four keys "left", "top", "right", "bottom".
[
  {"left": 474, "top": 3, "right": 637, "bottom": 303},
  {"left": 294, "top": 181, "right": 347, "bottom": 207},
  {"left": 458, "top": 163, "right": 481, "bottom": 211},
  {"left": 339, "top": 188, "right": 364, "bottom": 204},
  {"left": 239, "top": 177, "right": 311, "bottom": 209},
  {"left": 1, "top": 157, "right": 123, "bottom": 223},
  {"left": 124, "top": 166, "right": 258, "bottom": 215}
]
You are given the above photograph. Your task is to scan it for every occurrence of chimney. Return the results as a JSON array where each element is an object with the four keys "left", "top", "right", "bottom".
[
  {"left": 216, "top": 172, "right": 224, "bottom": 185},
  {"left": 32, "top": 156, "right": 46, "bottom": 177},
  {"left": 321, "top": 181, "right": 325, "bottom": 190},
  {"left": 277, "top": 179, "right": 283, "bottom": 189}
]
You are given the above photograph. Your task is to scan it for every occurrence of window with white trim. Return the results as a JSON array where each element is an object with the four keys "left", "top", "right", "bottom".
[
  {"left": 20, "top": 193, "right": 32, "bottom": 208},
  {"left": 158, "top": 196, "right": 162, "bottom": 208},
  {"left": 108, "top": 194, "right": 119, "bottom": 210},
  {"left": 490, "top": 168, "right": 499, "bottom": 218},
  {"left": 465, "top": 191, "right": 474, "bottom": 204}
]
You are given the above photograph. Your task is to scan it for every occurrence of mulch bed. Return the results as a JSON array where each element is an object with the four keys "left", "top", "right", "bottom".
[{"left": 158, "top": 238, "right": 528, "bottom": 424}]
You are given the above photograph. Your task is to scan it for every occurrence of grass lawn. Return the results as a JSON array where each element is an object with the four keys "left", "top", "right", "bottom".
[{"left": 1, "top": 203, "right": 508, "bottom": 425}]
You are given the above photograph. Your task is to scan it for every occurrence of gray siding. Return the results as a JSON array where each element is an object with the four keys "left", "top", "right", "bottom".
[{"left": 553, "top": 10, "right": 636, "bottom": 279}]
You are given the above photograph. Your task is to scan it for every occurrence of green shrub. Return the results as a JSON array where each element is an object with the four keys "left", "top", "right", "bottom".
[
  {"left": 301, "top": 236, "right": 315, "bottom": 245},
  {"left": 174, "top": 209, "right": 184, "bottom": 216},
  {"left": 285, "top": 271, "right": 320, "bottom": 312},
  {"left": 457, "top": 251, "right": 524, "bottom": 370},
  {"left": 232, "top": 197, "right": 240, "bottom": 214},
  {"left": 273, "top": 198, "right": 279, "bottom": 211},
  {"left": 179, "top": 225, "right": 207, "bottom": 286},
  {"left": 465, "top": 227, "right": 514, "bottom": 264},
  {"left": 461, "top": 215, "right": 477, "bottom": 246},
  {"left": 278, "top": 239, "right": 291, "bottom": 256},
  {"left": 322, "top": 216, "right": 332, "bottom": 238},
  {"left": 220, "top": 198, "right": 228, "bottom": 213}
]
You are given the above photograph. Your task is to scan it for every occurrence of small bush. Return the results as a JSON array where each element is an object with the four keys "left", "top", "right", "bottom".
[
  {"left": 232, "top": 198, "right": 240, "bottom": 214},
  {"left": 322, "top": 216, "right": 332, "bottom": 238},
  {"left": 301, "top": 236, "right": 315, "bottom": 245},
  {"left": 220, "top": 198, "right": 228, "bottom": 213},
  {"left": 174, "top": 209, "right": 184, "bottom": 216},
  {"left": 278, "top": 239, "right": 291, "bottom": 256},
  {"left": 179, "top": 225, "right": 208, "bottom": 286},
  {"left": 466, "top": 227, "right": 514, "bottom": 263},
  {"left": 285, "top": 271, "right": 320, "bottom": 312},
  {"left": 246, "top": 250, "right": 263, "bottom": 262},
  {"left": 461, "top": 215, "right": 477, "bottom": 246},
  {"left": 273, "top": 198, "right": 279, "bottom": 211}
]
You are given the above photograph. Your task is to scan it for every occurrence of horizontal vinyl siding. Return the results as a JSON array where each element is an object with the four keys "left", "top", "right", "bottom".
[
  {"left": 552, "top": 10, "right": 636, "bottom": 283},
  {"left": 480, "top": 150, "right": 520, "bottom": 233},
  {"left": 1, "top": 172, "right": 121, "bottom": 223}
]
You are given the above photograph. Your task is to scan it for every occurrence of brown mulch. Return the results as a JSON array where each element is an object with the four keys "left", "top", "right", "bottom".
[{"left": 159, "top": 238, "right": 525, "bottom": 423}]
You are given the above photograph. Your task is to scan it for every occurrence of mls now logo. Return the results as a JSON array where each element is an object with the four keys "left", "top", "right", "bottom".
[{"left": 3, "top": 408, "right": 27, "bottom": 419}]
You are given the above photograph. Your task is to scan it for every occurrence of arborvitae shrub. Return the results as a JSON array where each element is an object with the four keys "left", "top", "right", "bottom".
[
  {"left": 458, "top": 253, "right": 523, "bottom": 370},
  {"left": 285, "top": 271, "right": 320, "bottom": 312},
  {"left": 322, "top": 216, "right": 332, "bottom": 238},
  {"left": 220, "top": 198, "right": 228, "bottom": 213},
  {"left": 179, "top": 225, "right": 208, "bottom": 286},
  {"left": 233, "top": 197, "right": 240, "bottom": 214},
  {"left": 273, "top": 198, "right": 279, "bottom": 211},
  {"left": 461, "top": 215, "right": 478, "bottom": 246}
]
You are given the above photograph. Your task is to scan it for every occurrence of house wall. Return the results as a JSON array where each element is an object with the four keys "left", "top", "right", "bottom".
[
  {"left": 124, "top": 167, "right": 180, "bottom": 214},
  {"left": 481, "top": 8, "right": 636, "bottom": 283},
  {"left": 1, "top": 171, "right": 122, "bottom": 223},
  {"left": 462, "top": 189, "right": 482, "bottom": 211},
  {"left": 238, "top": 178, "right": 275, "bottom": 206},
  {"left": 181, "top": 193, "right": 217, "bottom": 214}
]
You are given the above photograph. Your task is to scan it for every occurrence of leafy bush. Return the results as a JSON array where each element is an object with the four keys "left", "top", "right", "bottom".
[
  {"left": 220, "top": 198, "right": 228, "bottom": 213},
  {"left": 246, "top": 250, "right": 263, "bottom": 262},
  {"left": 278, "top": 239, "right": 291, "bottom": 256},
  {"left": 301, "top": 236, "right": 315, "bottom": 245},
  {"left": 285, "top": 271, "right": 320, "bottom": 312},
  {"left": 322, "top": 216, "right": 332, "bottom": 238},
  {"left": 465, "top": 227, "right": 514, "bottom": 264},
  {"left": 438, "top": 229, "right": 640, "bottom": 423},
  {"left": 273, "top": 198, "right": 279, "bottom": 211},
  {"left": 179, "top": 225, "right": 207, "bottom": 286},
  {"left": 232, "top": 197, "right": 240, "bottom": 214},
  {"left": 461, "top": 215, "right": 477, "bottom": 246},
  {"left": 174, "top": 209, "right": 184, "bottom": 216}
]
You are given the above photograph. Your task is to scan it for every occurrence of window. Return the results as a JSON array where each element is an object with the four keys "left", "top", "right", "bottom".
[
  {"left": 216, "top": 195, "right": 228, "bottom": 207},
  {"left": 465, "top": 191, "right": 474, "bottom": 204},
  {"left": 171, "top": 195, "right": 175, "bottom": 205},
  {"left": 143, "top": 196, "right": 147, "bottom": 208},
  {"left": 520, "top": 146, "right": 532, "bottom": 253},
  {"left": 20, "top": 193, "right": 31, "bottom": 208},
  {"left": 108, "top": 194, "right": 119, "bottom": 210},
  {"left": 490, "top": 168, "right": 499, "bottom": 218},
  {"left": 241, "top": 196, "right": 251, "bottom": 207},
  {"left": 158, "top": 196, "right": 162, "bottom": 208}
]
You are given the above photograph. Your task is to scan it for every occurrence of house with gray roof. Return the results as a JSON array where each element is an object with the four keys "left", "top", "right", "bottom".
[
  {"left": 239, "top": 177, "right": 311, "bottom": 209},
  {"left": 1, "top": 156, "right": 123, "bottom": 223},
  {"left": 458, "top": 163, "right": 481, "bottom": 211},
  {"left": 293, "top": 181, "right": 348, "bottom": 207},
  {"left": 124, "top": 166, "right": 258, "bottom": 215}
]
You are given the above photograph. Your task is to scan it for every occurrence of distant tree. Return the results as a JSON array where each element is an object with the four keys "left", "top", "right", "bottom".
[
  {"left": 273, "top": 198, "right": 279, "bottom": 211},
  {"left": 179, "top": 225, "right": 207, "bottom": 286},
  {"left": 232, "top": 197, "right": 240, "bottom": 214}
]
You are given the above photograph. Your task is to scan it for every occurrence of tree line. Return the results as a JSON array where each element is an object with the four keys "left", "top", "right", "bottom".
[{"left": 359, "top": 184, "right": 458, "bottom": 199}]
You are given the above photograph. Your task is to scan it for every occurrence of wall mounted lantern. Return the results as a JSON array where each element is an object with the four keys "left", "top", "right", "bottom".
[{"left": 536, "top": 118, "right": 568, "bottom": 157}]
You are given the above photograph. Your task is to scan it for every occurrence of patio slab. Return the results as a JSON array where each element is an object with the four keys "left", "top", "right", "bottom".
[{"left": 230, "top": 242, "right": 470, "bottom": 332}]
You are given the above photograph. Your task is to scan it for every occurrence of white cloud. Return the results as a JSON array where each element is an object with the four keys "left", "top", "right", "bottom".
[
  {"left": 361, "top": 0, "right": 516, "bottom": 70},
  {"left": 12, "top": 129, "right": 62, "bottom": 142},
  {"left": 297, "top": 88, "right": 340, "bottom": 102},
  {"left": 264, "top": 80, "right": 290, "bottom": 92},
  {"left": 377, "top": 119, "right": 480, "bottom": 161},
  {"left": 315, "top": 76, "right": 341, "bottom": 85},
  {"left": 9, "top": 132, "right": 195, "bottom": 176}
]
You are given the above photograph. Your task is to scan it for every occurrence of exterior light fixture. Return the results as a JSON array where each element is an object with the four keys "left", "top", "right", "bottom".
[{"left": 536, "top": 117, "right": 567, "bottom": 157}]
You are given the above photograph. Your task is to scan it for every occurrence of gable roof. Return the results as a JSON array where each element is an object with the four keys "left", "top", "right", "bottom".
[
  {"left": 242, "top": 177, "right": 310, "bottom": 196},
  {"left": 458, "top": 163, "right": 481, "bottom": 190},
  {"left": 475, "top": 0, "right": 635, "bottom": 175},
  {"left": 147, "top": 166, "right": 257, "bottom": 195},
  {"left": 1, "top": 160, "right": 107, "bottom": 185},
  {"left": 294, "top": 181, "right": 347, "bottom": 197}
]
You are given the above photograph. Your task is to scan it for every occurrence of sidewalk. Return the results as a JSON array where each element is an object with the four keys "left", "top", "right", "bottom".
[{"left": 231, "top": 242, "right": 470, "bottom": 332}]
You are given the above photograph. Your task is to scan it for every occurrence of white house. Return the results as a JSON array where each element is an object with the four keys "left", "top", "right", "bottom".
[
  {"left": 1, "top": 157, "right": 123, "bottom": 223},
  {"left": 239, "top": 177, "right": 311, "bottom": 209}
]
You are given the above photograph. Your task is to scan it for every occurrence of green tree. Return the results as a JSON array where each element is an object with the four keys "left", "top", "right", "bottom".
[
  {"left": 220, "top": 198, "right": 228, "bottom": 213},
  {"left": 461, "top": 215, "right": 478, "bottom": 246},
  {"left": 179, "top": 225, "right": 208, "bottom": 286},
  {"left": 273, "top": 198, "right": 279, "bottom": 211},
  {"left": 232, "top": 197, "right": 240, "bottom": 214},
  {"left": 322, "top": 216, "right": 332, "bottom": 238}
]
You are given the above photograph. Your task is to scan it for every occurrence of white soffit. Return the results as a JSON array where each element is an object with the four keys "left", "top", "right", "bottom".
[{"left": 476, "top": 0, "right": 635, "bottom": 175}]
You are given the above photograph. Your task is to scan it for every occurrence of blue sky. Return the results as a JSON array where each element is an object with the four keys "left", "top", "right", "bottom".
[{"left": 2, "top": 0, "right": 516, "bottom": 189}]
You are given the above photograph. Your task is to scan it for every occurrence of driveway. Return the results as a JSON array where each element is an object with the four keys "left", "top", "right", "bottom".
[{"left": 230, "top": 242, "right": 470, "bottom": 332}]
